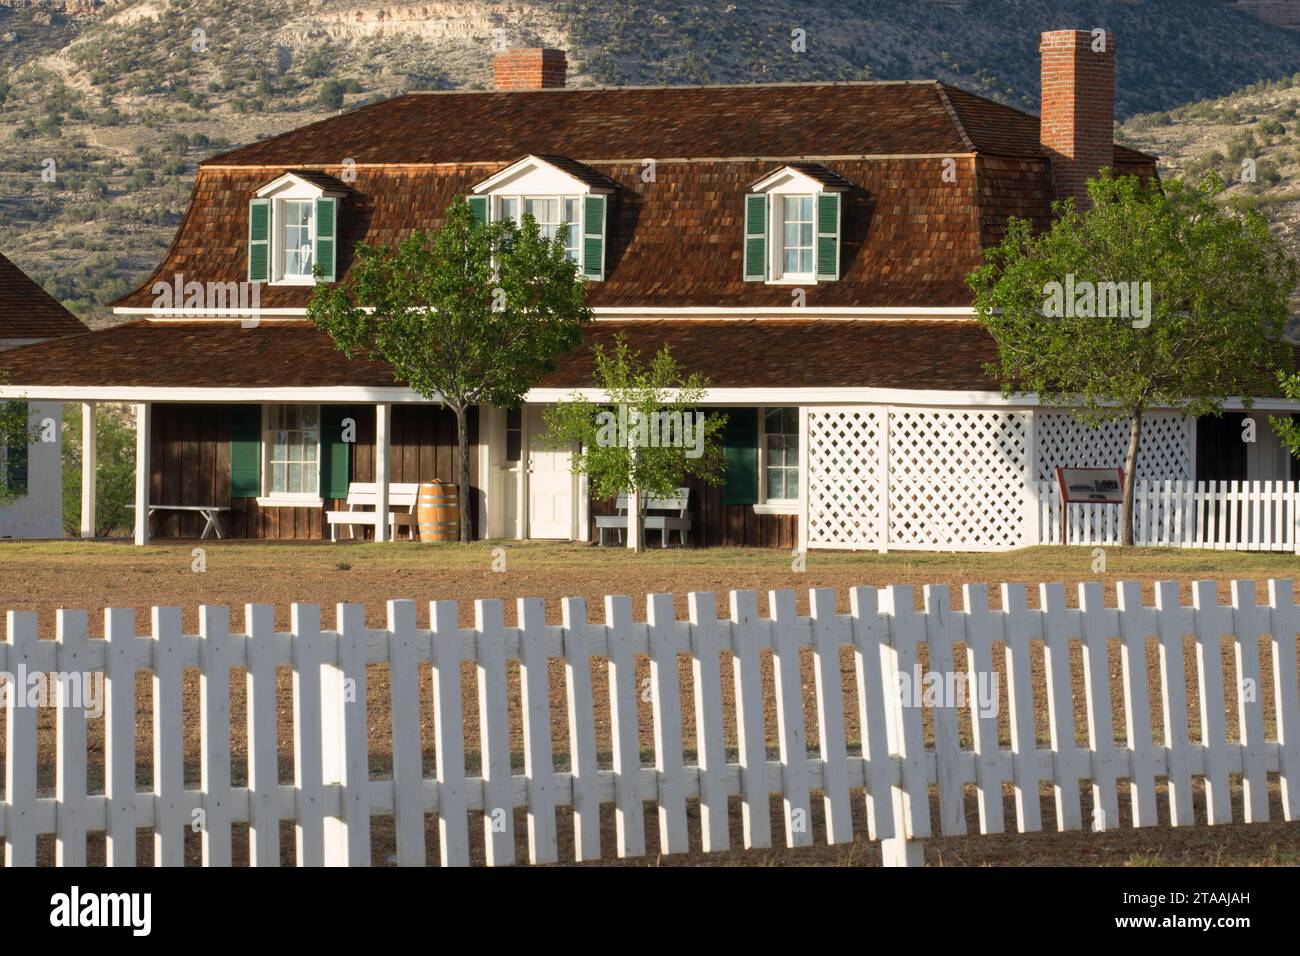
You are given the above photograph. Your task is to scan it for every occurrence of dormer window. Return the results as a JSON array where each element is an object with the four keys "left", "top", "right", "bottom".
[
  {"left": 744, "top": 164, "right": 851, "bottom": 284},
  {"left": 470, "top": 155, "right": 616, "bottom": 280},
  {"left": 248, "top": 171, "right": 345, "bottom": 285}
]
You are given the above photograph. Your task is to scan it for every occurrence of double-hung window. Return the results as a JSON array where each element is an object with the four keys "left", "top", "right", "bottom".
[
  {"left": 762, "top": 407, "right": 800, "bottom": 506},
  {"left": 280, "top": 199, "right": 315, "bottom": 280},
  {"left": 781, "top": 196, "right": 815, "bottom": 280},
  {"left": 499, "top": 196, "right": 581, "bottom": 264},
  {"left": 262, "top": 403, "right": 320, "bottom": 503}
]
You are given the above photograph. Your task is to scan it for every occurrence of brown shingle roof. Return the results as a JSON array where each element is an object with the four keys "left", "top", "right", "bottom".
[
  {"left": 0, "top": 319, "right": 1004, "bottom": 391},
  {"left": 114, "top": 157, "right": 988, "bottom": 310},
  {"left": 111, "top": 80, "right": 1156, "bottom": 313},
  {"left": 0, "top": 253, "right": 87, "bottom": 340}
]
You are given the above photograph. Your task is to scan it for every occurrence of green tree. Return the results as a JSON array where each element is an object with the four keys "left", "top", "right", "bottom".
[
  {"left": 309, "top": 197, "right": 591, "bottom": 541},
  {"left": 541, "top": 335, "right": 726, "bottom": 551},
  {"left": 0, "top": 375, "right": 32, "bottom": 509},
  {"left": 969, "top": 172, "right": 1296, "bottom": 544},
  {"left": 62, "top": 404, "right": 136, "bottom": 537}
]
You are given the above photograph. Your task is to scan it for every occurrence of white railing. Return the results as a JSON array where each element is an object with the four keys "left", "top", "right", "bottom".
[
  {"left": 1036, "top": 479, "right": 1300, "bottom": 551},
  {"left": 4, "top": 581, "right": 1300, "bottom": 866}
]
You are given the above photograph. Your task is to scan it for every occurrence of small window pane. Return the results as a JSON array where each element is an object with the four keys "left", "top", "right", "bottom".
[{"left": 766, "top": 469, "right": 785, "bottom": 501}]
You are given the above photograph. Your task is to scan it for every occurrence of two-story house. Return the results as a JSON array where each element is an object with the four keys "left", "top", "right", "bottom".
[{"left": 1, "top": 31, "right": 1295, "bottom": 549}]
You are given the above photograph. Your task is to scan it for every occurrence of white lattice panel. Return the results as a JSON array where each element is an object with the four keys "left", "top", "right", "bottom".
[
  {"left": 806, "top": 408, "right": 885, "bottom": 549},
  {"left": 1035, "top": 409, "right": 1191, "bottom": 482},
  {"left": 887, "top": 409, "right": 1030, "bottom": 550}
]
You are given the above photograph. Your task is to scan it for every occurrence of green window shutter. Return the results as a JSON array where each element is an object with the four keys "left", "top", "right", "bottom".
[
  {"left": 319, "top": 405, "right": 351, "bottom": 499},
  {"left": 582, "top": 194, "right": 606, "bottom": 280},
  {"left": 4, "top": 401, "right": 28, "bottom": 495},
  {"left": 229, "top": 404, "right": 262, "bottom": 498},
  {"left": 467, "top": 195, "right": 489, "bottom": 227},
  {"left": 743, "top": 194, "right": 768, "bottom": 282},
  {"left": 816, "top": 192, "right": 841, "bottom": 281},
  {"left": 723, "top": 407, "right": 758, "bottom": 505},
  {"left": 248, "top": 198, "right": 270, "bottom": 283},
  {"left": 314, "top": 196, "right": 338, "bottom": 282}
]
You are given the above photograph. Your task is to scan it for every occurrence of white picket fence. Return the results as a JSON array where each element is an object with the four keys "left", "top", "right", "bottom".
[
  {"left": 4, "top": 580, "right": 1300, "bottom": 867},
  {"left": 1036, "top": 479, "right": 1300, "bottom": 551}
]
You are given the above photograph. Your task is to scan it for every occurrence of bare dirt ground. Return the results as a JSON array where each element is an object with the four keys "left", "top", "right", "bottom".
[{"left": 2, "top": 539, "right": 1299, "bottom": 866}]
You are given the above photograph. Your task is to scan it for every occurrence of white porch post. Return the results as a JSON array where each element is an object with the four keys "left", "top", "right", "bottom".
[
  {"left": 375, "top": 402, "right": 391, "bottom": 542},
  {"left": 80, "top": 401, "right": 96, "bottom": 539},
  {"left": 627, "top": 486, "right": 641, "bottom": 550},
  {"left": 1022, "top": 409, "right": 1040, "bottom": 547},
  {"left": 797, "top": 406, "right": 810, "bottom": 555},
  {"left": 133, "top": 402, "right": 150, "bottom": 546}
]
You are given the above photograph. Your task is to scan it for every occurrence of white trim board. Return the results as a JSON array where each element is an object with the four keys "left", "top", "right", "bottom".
[
  {"left": 4, "top": 384, "right": 1298, "bottom": 414},
  {"left": 110, "top": 305, "right": 979, "bottom": 320}
]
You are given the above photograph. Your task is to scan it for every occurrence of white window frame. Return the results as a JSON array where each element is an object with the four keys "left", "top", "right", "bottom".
[
  {"left": 774, "top": 193, "right": 816, "bottom": 284},
  {"left": 754, "top": 405, "right": 801, "bottom": 516},
  {"left": 495, "top": 194, "right": 582, "bottom": 264},
  {"left": 256, "top": 402, "right": 323, "bottom": 507}
]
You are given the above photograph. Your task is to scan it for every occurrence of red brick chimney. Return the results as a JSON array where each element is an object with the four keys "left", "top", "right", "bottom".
[
  {"left": 1039, "top": 29, "right": 1115, "bottom": 211},
  {"left": 493, "top": 48, "right": 567, "bottom": 91}
]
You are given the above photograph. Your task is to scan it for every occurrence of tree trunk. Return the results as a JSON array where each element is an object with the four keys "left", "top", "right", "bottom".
[
  {"left": 455, "top": 405, "right": 472, "bottom": 543},
  {"left": 1121, "top": 407, "right": 1143, "bottom": 546}
]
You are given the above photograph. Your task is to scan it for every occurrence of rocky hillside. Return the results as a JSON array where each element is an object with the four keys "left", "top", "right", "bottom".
[{"left": 7, "top": 0, "right": 1300, "bottom": 324}]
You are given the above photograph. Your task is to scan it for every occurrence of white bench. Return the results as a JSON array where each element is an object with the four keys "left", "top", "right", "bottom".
[
  {"left": 595, "top": 488, "right": 692, "bottom": 547},
  {"left": 325, "top": 482, "right": 420, "bottom": 541},
  {"left": 134, "top": 504, "right": 230, "bottom": 539}
]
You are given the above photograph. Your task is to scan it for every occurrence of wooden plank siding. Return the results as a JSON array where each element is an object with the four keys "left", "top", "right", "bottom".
[{"left": 148, "top": 403, "right": 479, "bottom": 540}]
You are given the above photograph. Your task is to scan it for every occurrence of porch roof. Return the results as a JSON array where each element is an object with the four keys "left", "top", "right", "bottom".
[
  {"left": 0, "top": 318, "right": 1006, "bottom": 398},
  {"left": 3, "top": 318, "right": 1295, "bottom": 406}
]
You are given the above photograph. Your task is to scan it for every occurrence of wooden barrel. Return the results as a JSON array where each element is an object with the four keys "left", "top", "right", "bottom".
[{"left": 416, "top": 480, "right": 459, "bottom": 542}]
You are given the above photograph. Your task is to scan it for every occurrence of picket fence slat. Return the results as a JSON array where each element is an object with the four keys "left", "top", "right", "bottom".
[
  {"left": 1079, "top": 583, "right": 1120, "bottom": 831},
  {"left": 730, "top": 590, "right": 772, "bottom": 850},
  {"left": 849, "top": 587, "right": 896, "bottom": 843},
  {"left": 54, "top": 610, "right": 89, "bottom": 867},
  {"left": 518, "top": 597, "right": 558, "bottom": 865},
  {"left": 561, "top": 597, "right": 601, "bottom": 861},
  {"left": 431, "top": 599, "right": 469, "bottom": 867},
  {"left": 689, "top": 592, "right": 731, "bottom": 853},
  {"left": 200, "top": 605, "right": 233, "bottom": 866},
  {"left": 881, "top": 586, "right": 931, "bottom": 841},
  {"left": 1039, "top": 583, "right": 1082, "bottom": 831},
  {"left": 1231, "top": 581, "right": 1269, "bottom": 823},
  {"left": 152, "top": 607, "right": 186, "bottom": 866},
  {"left": 925, "top": 586, "right": 966, "bottom": 837},
  {"left": 329, "top": 603, "right": 370, "bottom": 865},
  {"left": 245, "top": 603, "right": 280, "bottom": 866},
  {"left": 1116, "top": 583, "right": 1159, "bottom": 827},
  {"left": 1267, "top": 580, "right": 1300, "bottom": 821},
  {"left": 770, "top": 590, "right": 813, "bottom": 848},
  {"left": 1153, "top": 583, "right": 1194, "bottom": 827},
  {"left": 604, "top": 594, "right": 646, "bottom": 858},
  {"left": 475, "top": 599, "right": 514, "bottom": 866},
  {"left": 1193, "top": 581, "right": 1233, "bottom": 825},
  {"left": 7, "top": 577, "right": 1300, "bottom": 868}
]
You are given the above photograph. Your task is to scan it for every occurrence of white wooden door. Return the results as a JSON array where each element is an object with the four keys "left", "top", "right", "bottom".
[{"left": 526, "top": 406, "right": 574, "bottom": 539}]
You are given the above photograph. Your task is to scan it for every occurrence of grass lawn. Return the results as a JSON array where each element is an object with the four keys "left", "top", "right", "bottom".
[{"left": 1, "top": 539, "right": 1298, "bottom": 867}]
